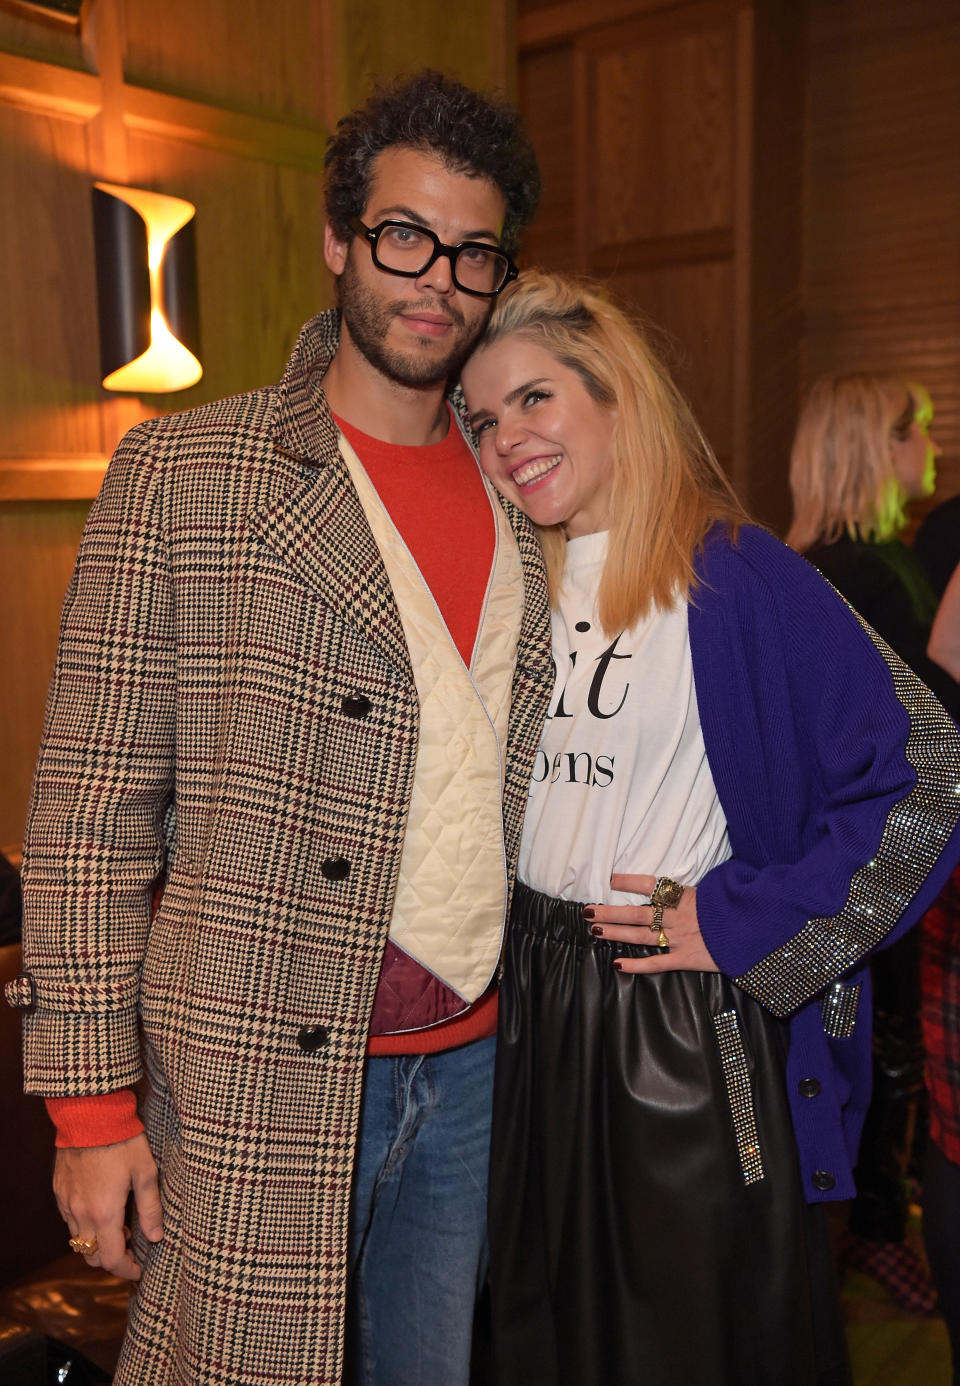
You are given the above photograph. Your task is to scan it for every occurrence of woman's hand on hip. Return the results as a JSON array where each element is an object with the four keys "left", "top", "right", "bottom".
[{"left": 586, "top": 872, "right": 719, "bottom": 973}]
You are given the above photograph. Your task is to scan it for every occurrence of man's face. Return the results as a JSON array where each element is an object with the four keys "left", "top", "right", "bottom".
[{"left": 324, "top": 146, "right": 508, "bottom": 388}]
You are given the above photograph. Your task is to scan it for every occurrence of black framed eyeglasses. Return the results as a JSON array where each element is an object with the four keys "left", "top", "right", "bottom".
[{"left": 349, "top": 217, "right": 518, "bottom": 298}]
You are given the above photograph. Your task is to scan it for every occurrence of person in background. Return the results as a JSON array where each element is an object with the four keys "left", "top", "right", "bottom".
[
  {"left": 460, "top": 271, "right": 960, "bottom": 1386},
  {"left": 914, "top": 480, "right": 960, "bottom": 605},
  {"left": 789, "top": 374, "right": 956, "bottom": 720},
  {"left": 915, "top": 483, "right": 960, "bottom": 683},
  {"left": 927, "top": 563, "right": 960, "bottom": 682},
  {"left": 788, "top": 372, "right": 957, "bottom": 1314}
]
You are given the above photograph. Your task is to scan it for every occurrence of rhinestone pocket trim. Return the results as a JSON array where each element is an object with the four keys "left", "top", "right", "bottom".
[
  {"left": 819, "top": 980, "right": 862, "bottom": 1039},
  {"left": 713, "top": 1009, "right": 764, "bottom": 1185},
  {"left": 736, "top": 613, "right": 960, "bottom": 1015}
]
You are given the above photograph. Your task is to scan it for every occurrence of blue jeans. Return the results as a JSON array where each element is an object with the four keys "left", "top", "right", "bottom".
[{"left": 347, "top": 1034, "right": 495, "bottom": 1386}]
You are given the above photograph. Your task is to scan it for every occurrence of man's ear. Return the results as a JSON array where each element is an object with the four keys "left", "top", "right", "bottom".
[{"left": 323, "top": 221, "right": 349, "bottom": 276}]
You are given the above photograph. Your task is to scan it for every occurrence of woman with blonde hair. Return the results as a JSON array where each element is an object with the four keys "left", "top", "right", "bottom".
[
  {"left": 788, "top": 374, "right": 935, "bottom": 549},
  {"left": 788, "top": 372, "right": 955, "bottom": 716},
  {"left": 461, "top": 272, "right": 960, "bottom": 1386}
]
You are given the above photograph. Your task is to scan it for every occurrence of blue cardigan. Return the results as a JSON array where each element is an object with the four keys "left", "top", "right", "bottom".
[{"left": 689, "top": 526, "right": 960, "bottom": 1202}]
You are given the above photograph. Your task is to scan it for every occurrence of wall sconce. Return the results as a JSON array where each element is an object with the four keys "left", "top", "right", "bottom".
[{"left": 92, "top": 182, "right": 202, "bottom": 393}]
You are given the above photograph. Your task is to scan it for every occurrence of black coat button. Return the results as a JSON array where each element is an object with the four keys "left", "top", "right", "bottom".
[
  {"left": 6, "top": 972, "right": 37, "bottom": 1010},
  {"left": 342, "top": 694, "right": 371, "bottom": 718},
  {"left": 297, "top": 1025, "right": 329, "bottom": 1054},
  {"left": 811, "top": 1170, "right": 835, "bottom": 1192},
  {"left": 320, "top": 857, "right": 350, "bottom": 881},
  {"left": 798, "top": 1078, "right": 822, "bottom": 1098}
]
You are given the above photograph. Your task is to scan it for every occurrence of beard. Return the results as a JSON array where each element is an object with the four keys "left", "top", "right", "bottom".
[{"left": 337, "top": 254, "right": 488, "bottom": 388}]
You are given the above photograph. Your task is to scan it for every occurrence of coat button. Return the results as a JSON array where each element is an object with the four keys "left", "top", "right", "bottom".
[
  {"left": 811, "top": 1170, "right": 835, "bottom": 1192},
  {"left": 4, "top": 972, "right": 37, "bottom": 1011},
  {"left": 320, "top": 857, "right": 350, "bottom": 881},
  {"left": 342, "top": 694, "right": 371, "bottom": 718},
  {"left": 798, "top": 1078, "right": 822, "bottom": 1098},
  {"left": 297, "top": 1025, "right": 329, "bottom": 1054}
]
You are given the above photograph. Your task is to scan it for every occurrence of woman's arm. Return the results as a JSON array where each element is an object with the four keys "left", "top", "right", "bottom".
[
  {"left": 928, "top": 562, "right": 960, "bottom": 682},
  {"left": 594, "top": 529, "right": 960, "bottom": 1011}
]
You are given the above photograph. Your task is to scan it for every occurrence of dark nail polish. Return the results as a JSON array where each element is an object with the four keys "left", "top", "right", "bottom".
[
  {"left": 613, "top": 960, "right": 623, "bottom": 972},
  {"left": 582, "top": 906, "right": 596, "bottom": 921},
  {"left": 590, "top": 924, "right": 604, "bottom": 937}
]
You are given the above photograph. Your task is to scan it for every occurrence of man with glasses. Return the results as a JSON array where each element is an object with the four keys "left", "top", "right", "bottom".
[{"left": 11, "top": 71, "right": 545, "bottom": 1386}]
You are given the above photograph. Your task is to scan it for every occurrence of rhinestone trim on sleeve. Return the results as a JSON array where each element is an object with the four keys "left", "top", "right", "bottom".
[
  {"left": 818, "top": 980, "right": 862, "bottom": 1039},
  {"left": 713, "top": 1009, "right": 765, "bottom": 1185},
  {"left": 736, "top": 614, "right": 960, "bottom": 1016}
]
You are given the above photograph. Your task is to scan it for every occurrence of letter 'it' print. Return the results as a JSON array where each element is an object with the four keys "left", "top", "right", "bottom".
[{"left": 538, "top": 620, "right": 630, "bottom": 787}]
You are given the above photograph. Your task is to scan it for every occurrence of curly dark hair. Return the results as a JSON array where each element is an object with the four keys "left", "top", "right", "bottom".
[{"left": 324, "top": 70, "right": 541, "bottom": 255}]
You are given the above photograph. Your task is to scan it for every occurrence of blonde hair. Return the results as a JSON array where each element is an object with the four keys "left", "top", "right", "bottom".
[
  {"left": 786, "top": 373, "right": 919, "bottom": 550},
  {"left": 474, "top": 270, "right": 750, "bottom": 635}
]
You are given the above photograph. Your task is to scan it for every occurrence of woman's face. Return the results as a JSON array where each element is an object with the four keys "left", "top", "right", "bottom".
[
  {"left": 462, "top": 335, "right": 617, "bottom": 538},
  {"left": 890, "top": 403, "right": 940, "bottom": 500}
]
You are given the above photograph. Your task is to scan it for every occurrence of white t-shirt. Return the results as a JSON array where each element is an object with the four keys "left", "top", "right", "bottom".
[{"left": 518, "top": 530, "right": 732, "bottom": 905}]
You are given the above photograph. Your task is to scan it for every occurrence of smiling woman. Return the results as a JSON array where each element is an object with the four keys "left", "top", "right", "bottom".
[
  {"left": 464, "top": 338, "right": 617, "bottom": 538},
  {"left": 460, "top": 269, "right": 960, "bottom": 1386}
]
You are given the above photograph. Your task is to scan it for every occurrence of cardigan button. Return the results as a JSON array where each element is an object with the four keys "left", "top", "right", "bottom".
[
  {"left": 320, "top": 857, "right": 350, "bottom": 881},
  {"left": 811, "top": 1170, "right": 835, "bottom": 1192},
  {"left": 342, "top": 694, "right": 371, "bottom": 719},
  {"left": 798, "top": 1078, "right": 822, "bottom": 1098},
  {"left": 297, "top": 1025, "right": 330, "bottom": 1054}
]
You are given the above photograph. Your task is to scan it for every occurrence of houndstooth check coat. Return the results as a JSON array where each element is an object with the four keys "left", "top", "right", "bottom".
[{"left": 15, "top": 312, "right": 554, "bottom": 1385}]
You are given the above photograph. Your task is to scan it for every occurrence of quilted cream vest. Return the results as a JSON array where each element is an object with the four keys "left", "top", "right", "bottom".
[{"left": 339, "top": 430, "right": 524, "bottom": 1002}]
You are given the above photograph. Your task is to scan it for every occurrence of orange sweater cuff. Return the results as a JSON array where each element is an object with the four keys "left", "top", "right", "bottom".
[{"left": 45, "top": 1090, "right": 145, "bottom": 1149}]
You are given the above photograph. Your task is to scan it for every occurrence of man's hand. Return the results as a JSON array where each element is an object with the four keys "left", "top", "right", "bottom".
[
  {"left": 587, "top": 872, "right": 719, "bottom": 974},
  {"left": 54, "top": 1132, "right": 162, "bottom": 1281}
]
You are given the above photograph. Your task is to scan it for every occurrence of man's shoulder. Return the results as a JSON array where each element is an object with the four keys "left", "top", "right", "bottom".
[
  {"left": 128, "top": 381, "right": 278, "bottom": 450},
  {"left": 116, "top": 312, "right": 339, "bottom": 472}
]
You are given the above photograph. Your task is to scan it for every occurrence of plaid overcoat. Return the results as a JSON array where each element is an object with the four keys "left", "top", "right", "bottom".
[{"left": 14, "top": 312, "right": 554, "bottom": 1385}]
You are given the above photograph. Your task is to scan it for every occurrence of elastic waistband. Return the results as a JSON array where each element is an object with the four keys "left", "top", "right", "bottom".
[{"left": 511, "top": 880, "right": 662, "bottom": 958}]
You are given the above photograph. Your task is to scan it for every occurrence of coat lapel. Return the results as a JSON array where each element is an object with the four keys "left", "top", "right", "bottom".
[{"left": 248, "top": 313, "right": 412, "bottom": 675}]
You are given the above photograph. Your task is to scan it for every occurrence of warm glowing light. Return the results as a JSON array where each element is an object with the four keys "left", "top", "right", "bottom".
[
  {"left": 101, "top": 314, "right": 203, "bottom": 392},
  {"left": 93, "top": 182, "right": 202, "bottom": 393}
]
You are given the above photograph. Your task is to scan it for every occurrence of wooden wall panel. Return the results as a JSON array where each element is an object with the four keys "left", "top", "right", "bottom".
[
  {"left": 738, "top": 0, "right": 803, "bottom": 530},
  {"left": 0, "top": 8, "right": 87, "bottom": 69},
  {"left": 331, "top": 0, "right": 510, "bottom": 113},
  {"left": 804, "top": 0, "right": 960, "bottom": 510},
  {"left": 589, "top": 24, "right": 735, "bottom": 247},
  {"left": 122, "top": 0, "right": 329, "bottom": 124},
  {"left": 612, "top": 260, "right": 734, "bottom": 458},
  {"left": 520, "top": 0, "right": 696, "bottom": 44},
  {"left": 517, "top": 45, "right": 577, "bottom": 270},
  {"left": 0, "top": 502, "right": 88, "bottom": 850},
  {"left": 0, "top": 101, "right": 103, "bottom": 457}
]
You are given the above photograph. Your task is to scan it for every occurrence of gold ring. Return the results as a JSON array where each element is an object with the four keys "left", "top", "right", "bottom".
[
  {"left": 648, "top": 904, "right": 670, "bottom": 949},
  {"left": 68, "top": 1235, "right": 98, "bottom": 1256},
  {"left": 651, "top": 877, "right": 684, "bottom": 909}
]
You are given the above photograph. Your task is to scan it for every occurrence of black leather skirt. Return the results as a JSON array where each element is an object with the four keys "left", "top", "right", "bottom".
[{"left": 488, "top": 882, "right": 850, "bottom": 1386}]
